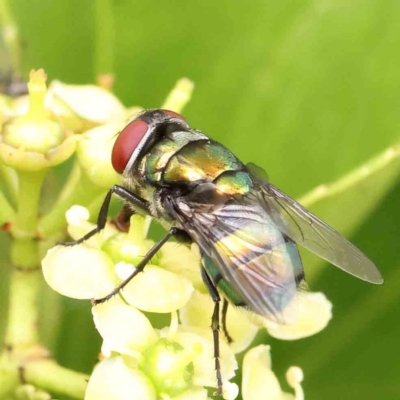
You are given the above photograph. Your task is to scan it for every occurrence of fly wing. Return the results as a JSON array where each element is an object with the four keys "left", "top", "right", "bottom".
[
  {"left": 256, "top": 181, "right": 383, "bottom": 284},
  {"left": 167, "top": 185, "right": 304, "bottom": 323}
]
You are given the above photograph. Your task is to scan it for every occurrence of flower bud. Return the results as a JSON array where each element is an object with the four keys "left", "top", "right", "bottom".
[
  {"left": 14, "top": 384, "right": 51, "bottom": 400},
  {"left": 102, "top": 233, "right": 154, "bottom": 266},
  {"left": 0, "top": 70, "right": 76, "bottom": 171},
  {"left": 140, "top": 337, "right": 201, "bottom": 397},
  {"left": 286, "top": 366, "right": 304, "bottom": 400}
]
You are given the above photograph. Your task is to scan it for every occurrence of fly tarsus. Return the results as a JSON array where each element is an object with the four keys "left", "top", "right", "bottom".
[
  {"left": 201, "top": 267, "right": 224, "bottom": 396},
  {"left": 58, "top": 185, "right": 150, "bottom": 247},
  {"left": 91, "top": 227, "right": 178, "bottom": 305}
]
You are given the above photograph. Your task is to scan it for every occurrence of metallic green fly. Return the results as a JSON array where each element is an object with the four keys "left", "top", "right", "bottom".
[{"left": 62, "top": 109, "right": 383, "bottom": 396}]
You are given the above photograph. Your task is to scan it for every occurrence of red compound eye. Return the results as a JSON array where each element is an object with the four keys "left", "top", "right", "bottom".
[
  {"left": 162, "top": 109, "right": 186, "bottom": 122},
  {"left": 112, "top": 119, "right": 149, "bottom": 174}
]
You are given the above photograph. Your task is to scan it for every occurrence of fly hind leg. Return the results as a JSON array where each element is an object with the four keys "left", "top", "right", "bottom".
[
  {"left": 201, "top": 267, "right": 223, "bottom": 397},
  {"left": 221, "top": 298, "right": 233, "bottom": 344}
]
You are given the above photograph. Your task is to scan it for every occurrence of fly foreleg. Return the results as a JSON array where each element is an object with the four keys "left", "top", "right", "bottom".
[
  {"left": 92, "top": 227, "right": 179, "bottom": 305},
  {"left": 60, "top": 185, "right": 150, "bottom": 246}
]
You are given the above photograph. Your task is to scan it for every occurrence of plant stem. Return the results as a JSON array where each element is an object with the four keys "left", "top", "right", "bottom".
[
  {"left": 23, "top": 360, "right": 88, "bottom": 399},
  {"left": 298, "top": 144, "right": 400, "bottom": 208},
  {"left": 0, "top": 163, "right": 18, "bottom": 203},
  {"left": 161, "top": 78, "right": 194, "bottom": 113},
  {"left": 13, "top": 170, "right": 46, "bottom": 239},
  {"left": 4, "top": 269, "right": 41, "bottom": 348},
  {"left": 0, "top": 190, "right": 15, "bottom": 226},
  {"left": 0, "top": 353, "right": 19, "bottom": 398},
  {"left": 5, "top": 170, "right": 45, "bottom": 348}
]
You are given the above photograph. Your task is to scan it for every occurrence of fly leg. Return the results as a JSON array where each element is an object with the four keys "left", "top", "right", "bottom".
[
  {"left": 92, "top": 227, "right": 179, "bottom": 305},
  {"left": 60, "top": 185, "right": 150, "bottom": 246},
  {"left": 201, "top": 267, "right": 223, "bottom": 397},
  {"left": 221, "top": 299, "right": 233, "bottom": 344}
]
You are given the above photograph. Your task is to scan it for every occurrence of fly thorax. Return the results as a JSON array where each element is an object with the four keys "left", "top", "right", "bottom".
[
  {"left": 161, "top": 139, "right": 244, "bottom": 185},
  {"left": 142, "top": 130, "right": 208, "bottom": 186}
]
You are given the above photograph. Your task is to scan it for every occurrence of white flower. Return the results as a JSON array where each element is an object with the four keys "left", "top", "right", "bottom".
[
  {"left": 42, "top": 209, "right": 194, "bottom": 313},
  {"left": 180, "top": 290, "right": 259, "bottom": 354},
  {"left": 242, "top": 345, "right": 304, "bottom": 400},
  {"left": 85, "top": 356, "right": 157, "bottom": 400},
  {"left": 264, "top": 292, "right": 332, "bottom": 340}
]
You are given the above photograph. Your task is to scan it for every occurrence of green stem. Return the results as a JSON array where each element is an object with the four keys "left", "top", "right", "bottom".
[
  {"left": 38, "top": 169, "right": 104, "bottom": 238},
  {"left": 4, "top": 269, "right": 41, "bottom": 348},
  {"left": 0, "top": 163, "right": 18, "bottom": 203},
  {"left": 161, "top": 78, "right": 194, "bottom": 113},
  {"left": 94, "top": 0, "right": 115, "bottom": 76},
  {"left": 298, "top": 144, "right": 400, "bottom": 208},
  {"left": 0, "top": 354, "right": 19, "bottom": 398},
  {"left": 5, "top": 170, "right": 44, "bottom": 352},
  {"left": 0, "top": 190, "right": 15, "bottom": 226},
  {"left": 54, "top": 160, "right": 81, "bottom": 204},
  {"left": 0, "top": 0, "right": 22, "bottom": 76},
  {"left": 23, "top": 360, "right": 88, "bottom": 399},
  {"left": 13, "top": 170, "right": 46, "bottom": 239}
]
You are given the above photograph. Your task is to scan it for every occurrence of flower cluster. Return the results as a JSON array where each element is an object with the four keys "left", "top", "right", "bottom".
[
  {"left": 0, "top": 68, "right": 332, "bottom": 399},
  {"left": 43, "top": 204, "right": 332, "bottom": 399}
]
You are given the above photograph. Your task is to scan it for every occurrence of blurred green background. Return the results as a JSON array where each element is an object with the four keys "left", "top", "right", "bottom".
[{"left": 1, "top": 0, "right": 400, "bottom": 399}]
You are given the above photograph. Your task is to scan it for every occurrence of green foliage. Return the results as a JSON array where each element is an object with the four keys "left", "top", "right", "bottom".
[{"left": 1, "top": 0, "right": 400, "bottom": 398}]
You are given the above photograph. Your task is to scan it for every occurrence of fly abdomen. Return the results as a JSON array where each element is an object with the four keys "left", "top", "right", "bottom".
[
  {"left": 200, "top": 206, "right": 305, "bottom": 318},
  {"left": 202, "top": 255, "right": 247, "bottom": 307}
]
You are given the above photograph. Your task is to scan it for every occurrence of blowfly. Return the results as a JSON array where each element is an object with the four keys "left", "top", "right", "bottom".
[{"left": 63, "top": 109, "right": 383, "bottom": 396}]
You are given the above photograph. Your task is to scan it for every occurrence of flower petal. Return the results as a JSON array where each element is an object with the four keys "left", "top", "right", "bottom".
[
  {"left": 122, "top": 265, "right": 194, "bottom": 313},
  {"left": 92, "top": 296, "right": 158, "bottom": 354},
  {"left": 242, "top": 345, "right": 292, "bottom": 400},
  {"left": 170, "top": 387, "right": 208, "bottom": 400},
  {"left": 76, "top": 123, "right": 123, "bottom": 188},
  {"left": 174, "top": 327, "right": 238, "bottom": 388},
  {"left": 159, "top": 243, "right": 204, "bottom": 291},
  {"left": 180, "top": 290, "right": 258, "bottom": 354},
  {"left": 49, "top": 81, "right": 125, "bottom": 125},
  {"left": 42, "top": 245, "right": 118, "bottom": 299},
  {"left": 265, "top": 292, "right": 332, "bottom": 340},
  {"left": 85, "top": 356, "right": 156, "bottom": 400}
]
